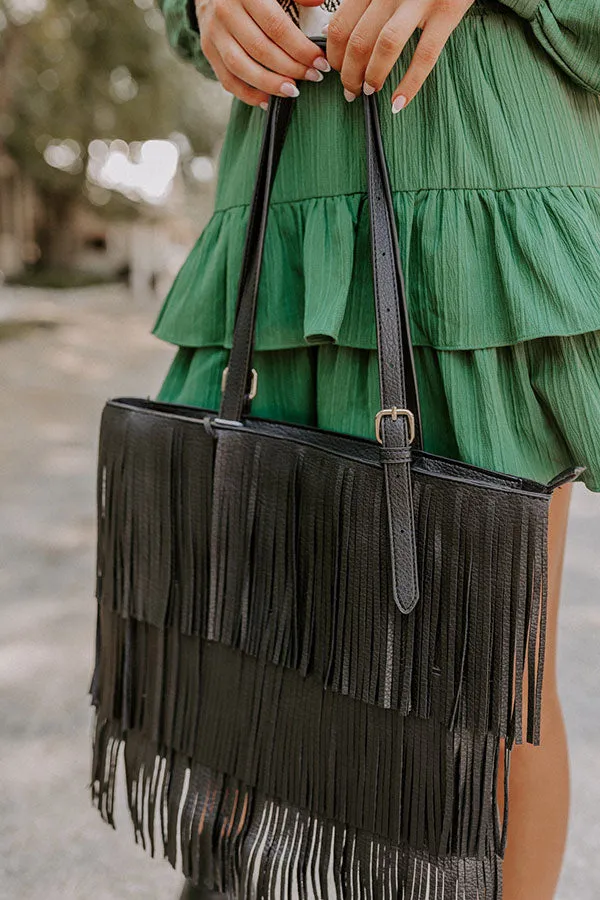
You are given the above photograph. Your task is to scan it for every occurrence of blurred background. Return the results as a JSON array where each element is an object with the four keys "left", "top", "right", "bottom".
[
  {"left": 0, "top": 0, "right": 231, "bottom": 292},
  {"left": 0, "top": 0, "right": 599, "bottom": 898}
]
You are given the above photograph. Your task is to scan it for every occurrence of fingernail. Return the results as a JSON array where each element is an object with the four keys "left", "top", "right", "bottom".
[
  {"left": 305, "top": 67, "right": 324, "bottom": 82},
  {"left": 391, "top": 94, "right": 407, "bottom": 113},
  {"left": 343, "top": 88, "right": 357, "bottom": 102},
  {"left": 281, "top": 81, "right": 300, "bottom": 97},
  {"left": 363, "top": 82, "right": 376, "bottom": 95},
  {"left": 321, "top": 23, "right": 329, "bottom": 34},
  {"left": 312, "top": 56, "right": 331, "bottom": 73},
  {"left": 259, "top": 101, "right": 269, "bottom": 111}
]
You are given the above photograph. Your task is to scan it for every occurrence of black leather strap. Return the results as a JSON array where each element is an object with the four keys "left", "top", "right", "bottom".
[
  {"left": 363, "top": 91, "right": 420, "bottom": 613},
  {"left": 219, "top": 38, "right": 421, "bottom": 613},
  {"left": 219, "top": 95, "right": 295, "bottom": 423},
  {"left": 363, "top": 92, "right": 422, "bottom": 442}
]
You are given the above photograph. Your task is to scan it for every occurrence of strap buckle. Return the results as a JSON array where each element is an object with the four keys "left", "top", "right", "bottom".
[
  {"left": 374, "top": 406, "right": 415, "bottom": 445},
  {"left": 221, "top": 366, "right": 258, "bottom": 400}
]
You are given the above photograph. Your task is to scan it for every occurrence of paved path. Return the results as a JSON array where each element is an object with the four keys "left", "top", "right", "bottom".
[{"left": 0, "top": 286, "right": 598, "bottom": 899}]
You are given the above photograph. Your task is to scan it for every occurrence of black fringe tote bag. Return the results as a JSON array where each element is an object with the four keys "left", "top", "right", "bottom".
[{"left": 89, "top": 69, "right": 583, "bottom": 899}]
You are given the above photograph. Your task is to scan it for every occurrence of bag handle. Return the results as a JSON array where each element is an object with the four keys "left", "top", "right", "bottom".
[
  {"left": 219, "top": 47, "right": 422, "bottom": 447},
  {"left": 218, "top": 36, "right": 421, "bottom": 613}
]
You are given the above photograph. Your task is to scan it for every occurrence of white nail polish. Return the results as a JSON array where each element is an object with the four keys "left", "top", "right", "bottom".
[
  {"left": 343, "top": 88, "right": 357, "bottom": 102},
  {"left": 312, "top": 56, "right": 331, "bottom": 73},
  {"left": 305, "top": 68, "right": 324, "bottom": 82},
  {"left": 392, "top": 94, "right": 407, "bottom": 113},
  {"left": 281, "top": 82, "right": 300, "bottom": 98},
  {"left": 363, "top": 83, "right": 376, "bottom": 96},
  {"left": 259, "top": 101, "right": 269, "bottom": 111}
]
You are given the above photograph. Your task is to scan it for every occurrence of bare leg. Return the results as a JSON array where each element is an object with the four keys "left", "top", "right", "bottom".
[{"left": 499, "top": 482, "right": 573, "bottom": 900}]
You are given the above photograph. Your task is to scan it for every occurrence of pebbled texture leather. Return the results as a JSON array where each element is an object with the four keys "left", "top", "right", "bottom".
[
  {"left": 364, "top": 88, "right": 420, "bottom": 612},
  {"left": 220, "top": 37, "right": 423, "bottom": 612},
  {"left": 218, "top": 94, "right": 294, "bottom": 424},
  {"left": 109, "top": 395, "right": 583, "bottom": 497}
]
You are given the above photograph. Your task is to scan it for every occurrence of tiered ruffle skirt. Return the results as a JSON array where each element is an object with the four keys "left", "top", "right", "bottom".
[{"left": 154, "top": 1, "right": 600, "bottom": 491}]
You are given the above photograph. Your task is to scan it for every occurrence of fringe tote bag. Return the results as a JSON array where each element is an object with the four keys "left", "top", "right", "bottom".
[{"left": 89, "top": 70, "right": 583, "bottom": 899}]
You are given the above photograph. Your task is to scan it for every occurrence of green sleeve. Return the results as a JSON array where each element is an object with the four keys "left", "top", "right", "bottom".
[
  {"left": 156, "top": 0, "right": 219, "bottom": 81},
  {"left": 500, "top": 0, "right": 600, "bottom": 92}
]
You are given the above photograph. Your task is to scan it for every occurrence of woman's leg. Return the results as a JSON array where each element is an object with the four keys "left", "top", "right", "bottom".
[{"left": 499, "top": 482, "right": 573, "bottom": 899}]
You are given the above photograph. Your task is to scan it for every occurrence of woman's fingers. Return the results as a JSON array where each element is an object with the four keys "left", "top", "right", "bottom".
[
  {"left": 197, "top": 0, "right": 330, "bottom": 105},
  {"left": 324, "top": 0, "right": 371, "bottom": 74},
  {"left": 360, "top": 3, "right": 423, "bottom": 94},
  {"left": 200, "top": 0, "right": 474, "bottom": 110},
  {"left": 323, "top": 0, "right": 475, "bottom": 110},
  {"left": 387, "top": 14, "right": 459, "bottom": 110},
  {"left": 226, "top": 5, "right": 326, "bottom": 81},
  {"left": 337, "top": 0, "right": 400, "bottom": 98},
  {"left": 340, "top": 0, "right": 410, "bottom": 99},
  {"left": 209, "top": 21, "right": 305, "bottom": 97},
  {"left": 205, "top": 41, "right": 272, "bottom": 107},
  {"left": 248, "top": 0, "right": 330, "bottom": 72}
]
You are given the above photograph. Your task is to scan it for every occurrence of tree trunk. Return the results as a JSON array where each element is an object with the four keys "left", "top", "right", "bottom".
[{"left": 37, "top": 189, "right": 78, "bottom": 270}]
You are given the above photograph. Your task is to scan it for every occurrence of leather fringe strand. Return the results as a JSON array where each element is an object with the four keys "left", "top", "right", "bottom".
[
  {"left": 91, "top": 610, "right": 504, "bottom": 899},
  {"left": 93, "top": 728, "right": 503, "bottom": 899},
  {"left": 96, "top": 408, "right": 550, "bottom": 746}
]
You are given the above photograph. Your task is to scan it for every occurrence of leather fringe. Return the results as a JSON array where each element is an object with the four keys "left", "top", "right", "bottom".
[
  {"left": 96, "top": 404, "right": 215, "bottom": 635},
  {"left": 97, "top": 411, "right": 549, "bottom": 745},
  {"left": 93, "top": 732, "right": 502, "bottom": 899},
  {"left": 94, "top": 610, "right": 505, "bottom": 856},
  {"left": 92, "top": 404, "right": 553, "bottom": 897},
  {"left": 91, "top": 610, "right": 504, "bottom": 898}
]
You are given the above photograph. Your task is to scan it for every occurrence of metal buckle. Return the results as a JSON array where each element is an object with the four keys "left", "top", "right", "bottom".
[
  {"left": 221, "top": 366, "right": 258, "bottom": 400},
  {"left": 374, "top": 406, "right": 415, "bottom": 445}
]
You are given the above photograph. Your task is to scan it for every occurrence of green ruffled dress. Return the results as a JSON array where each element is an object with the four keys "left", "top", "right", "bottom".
[{"left": 154, "top": 0, "right": 600, "bottom": 491}]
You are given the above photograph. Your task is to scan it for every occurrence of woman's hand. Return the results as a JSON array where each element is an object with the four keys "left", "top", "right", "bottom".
[
  {"left": 195, "top": 0, "right": 331, "bottom": 108},
  {"left": 324, "top": 0, "right": 475, "bottom": 111}
]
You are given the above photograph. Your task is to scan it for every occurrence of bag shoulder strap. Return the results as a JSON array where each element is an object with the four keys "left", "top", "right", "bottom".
[{"left": 219, "top": 49, "right": 421, "bottom": 613}]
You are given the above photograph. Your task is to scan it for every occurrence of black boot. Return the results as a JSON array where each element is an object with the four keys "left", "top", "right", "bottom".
[{"left": 178, "top": 879, "right": 227, "bottom": 900}]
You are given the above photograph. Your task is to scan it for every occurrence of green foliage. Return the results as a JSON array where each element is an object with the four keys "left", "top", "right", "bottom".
[{"left": 0, "top": 0, "right": 228, "bottom": 202}]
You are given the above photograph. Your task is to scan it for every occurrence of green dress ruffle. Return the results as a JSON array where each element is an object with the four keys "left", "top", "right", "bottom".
[{"left": 153, "top": 0, "right": 600, "bottom": 491}]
